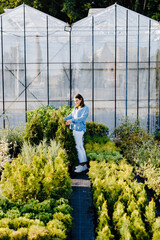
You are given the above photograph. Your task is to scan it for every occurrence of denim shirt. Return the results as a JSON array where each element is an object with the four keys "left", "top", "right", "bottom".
[{"left": 64, "top": 105, "right": 89, "bottom": 132}]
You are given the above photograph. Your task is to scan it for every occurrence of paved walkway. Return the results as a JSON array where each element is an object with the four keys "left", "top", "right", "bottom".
[{"left": 69, "top": 170, "right": 95, "bottom": 240}]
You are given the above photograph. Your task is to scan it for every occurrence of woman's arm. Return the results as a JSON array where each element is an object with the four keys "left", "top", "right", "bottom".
[{"left": 64, "top": 112, "right": 73, "bottom": 121}]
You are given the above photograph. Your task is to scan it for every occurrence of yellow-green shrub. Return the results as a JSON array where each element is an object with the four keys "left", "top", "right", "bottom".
[{"left": 9, "top": 228, "right": 28, "bottom": 240}]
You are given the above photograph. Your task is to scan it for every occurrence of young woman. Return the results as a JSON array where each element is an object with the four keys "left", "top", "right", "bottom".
[{"left": 65, "top": 93, "right": 89, "bottom": 173}]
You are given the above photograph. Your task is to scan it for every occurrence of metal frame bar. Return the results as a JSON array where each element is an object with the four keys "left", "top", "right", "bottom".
[
  {"left": 92, "top": 16, "right": 94, "bottom": 122},
  {"left": 126, "top": 10, "right": 128, "bottom": 117},
  {"left": 46, "top": 15, "right": 49, "bottom": 105},
  {"left": 137, "top": 15, "right": 140, "bottom": 121},
  {"left": 1, "top": 16, "right": 5, "bottom": 128},
  {"left": 23, "top": 4, "right": 27, "bottom": 122},
  {"left": 115, "top": 4, "right": 117, "bottom": 129},
  {"left": 148, "top": 19, "right": 151, "bottom": 131}
]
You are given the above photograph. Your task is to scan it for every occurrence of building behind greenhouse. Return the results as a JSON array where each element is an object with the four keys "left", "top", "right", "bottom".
[{"left": 0, "top": 3, "right": 160, "bottom": 133}]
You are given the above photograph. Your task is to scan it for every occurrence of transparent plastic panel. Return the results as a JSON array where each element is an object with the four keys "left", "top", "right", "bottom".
[
  {"left": 72, "top": 63, "right": 92, "bottom": 102},
  {"left": 139, "top": 17, "right": 149, "bottom": 62},
  {"left": 150, "top": 100, "right": 157, "bottom": 133},
  {"left": 49, "top": 63, "right": 70, "bottom": 101},
  {"left": 150, "top": 22, "right": 160, "bottom": 62},
  {"left": 49, "top": 17, "right": 69, "bottom": 63},
  {"left": 116, "top": 101, "right": 126, "bottom": 127},
  {"left": 26, "top": 34, "right": 47, "bottom": 64},
  {"left": 139, "top": 63, "right": 148, "bottom": 101},
  {"left": 5, "top": 101, "right": 25, "bottom": 127},
  {"left": 127, "top": 100, "right": 137, "bottom": 122},
  {"left": 116, "top": 63, "right": 126, "bottom": 101},
  {"left": 127, "top": 63, "right": 137, "bottom": 101},
  {"left": 94, "top": 6, "right": 115, "bottom": 63},
  {"left": 0, "top": 18, "right": 1, "bottom": 64},
  {"left": 128, "top": 11, "right": 138, "bottom": 62},
  {"left": 3, "top": 6, "right": 24, "bottom": 64},
  {"left": 139, "top": 100, "right": 148, "bottom": 130},
  {"left": 4, "top": 63, "right": 25, "bottom": 101},
  {"left": 127, "top": 63, "right": 137, "bottom": 120},
  {"left": 25, "top": 5, "right": 47, "bottom": 33},
  {"left": 25, "top": 6, "right": 47, "bottom": 63},
  {"left": 94, "top": 100, "right": 115, "bottom": 134},
  {"left": 94, "top": 63, "right": 115, "bottom": 101},
  {"left": 72, "top": 20, "right": 92, "bottom": 64},
  {"left": 0, "top": 62, "right": 2, "bottom": 99},
  {"left": 28, "top": 101, "right": 48, "bottom": 111},
  {"left": 26, "top": 64, "right": 47, "bottom": 104},
  {"left": 117, "top": 6, "right": 126, "bottom": 63}
]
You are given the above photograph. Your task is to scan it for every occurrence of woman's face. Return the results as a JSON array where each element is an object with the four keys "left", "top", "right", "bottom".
[{"left": 74, "top": 98, "right": 81, "bottom": 108}]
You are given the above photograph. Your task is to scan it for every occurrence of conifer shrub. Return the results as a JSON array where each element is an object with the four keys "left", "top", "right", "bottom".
[
  {"left": 0, "top": 140, "right": 72, "bottom": 202},
  {"left": 0, "top": 125, "right": 25, "bottom": 159}
]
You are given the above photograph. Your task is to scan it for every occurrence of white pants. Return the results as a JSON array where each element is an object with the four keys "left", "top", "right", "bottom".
[{"left": 73, "top": 130, "right": 87, "bottom": 164}]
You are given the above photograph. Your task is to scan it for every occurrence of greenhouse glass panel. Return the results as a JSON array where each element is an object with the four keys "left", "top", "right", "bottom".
[
  {"left": 72, "top": 18, "right": 92, "bottom": 111},
  {"left": 49, "top": 63, "right": 70, "bottom": 103},
  {"left": 48, "top": 16, "right": 69, "bottom": 105},
  {"left": 5, "top": 101, "right": 25, "bottom": 127}
]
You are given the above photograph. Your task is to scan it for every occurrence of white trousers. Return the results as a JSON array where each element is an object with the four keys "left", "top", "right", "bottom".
[{"left": 73, "top": 130, "right": 87, "bottom": 164}]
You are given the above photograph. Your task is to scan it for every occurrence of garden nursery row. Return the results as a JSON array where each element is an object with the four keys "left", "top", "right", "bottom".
[{"left": 0, "top": 105, "right": 160, "bottom": 239}]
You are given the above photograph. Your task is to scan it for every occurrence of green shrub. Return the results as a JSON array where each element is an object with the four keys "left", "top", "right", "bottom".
[
  {"left": 9, "top": 228, "right": 28, "bottom": 240},
  {"left": 28, "top": 226, "right": 50, "bottom": 240},
  {"left": 55, "top": 112, "right": 78, "bottom": 167},
  {"left": 85, "top": 122, "right": 109, "bottom": 137},
  {"left": 47, "top": 219, "right": 66, "bottom": 239},
  {"left": 0, "top": 141, "right": 72, "bottom": 202},
  {"left": 0, "top": 125, "right": 25, "bottom": 158},
  {"left": 0, "top": 228, "right": 12, "bottom": 240},
  {"left": 53, "top": 212, "right": 72, "bottom": 231}
]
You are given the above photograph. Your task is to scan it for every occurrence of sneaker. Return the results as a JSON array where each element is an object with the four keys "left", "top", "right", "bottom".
[
  {"left": 74, "top": 164, "right": 88, "bottom": 173},
  {"left": 75, "top": 165, "right": 81, "bottom": 169}
]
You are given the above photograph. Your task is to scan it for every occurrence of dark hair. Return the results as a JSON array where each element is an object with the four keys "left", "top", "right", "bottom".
[{"left": 74, "top": 93, "right": 84, "bottom": 107}]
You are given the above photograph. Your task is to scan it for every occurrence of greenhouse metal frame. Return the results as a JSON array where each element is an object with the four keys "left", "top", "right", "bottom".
[{"left": 0, "top": 3, "right": 160, "bottom": 133}]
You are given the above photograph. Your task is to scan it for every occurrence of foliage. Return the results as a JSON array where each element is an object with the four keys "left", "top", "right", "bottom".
[
  {"left": 55, "top": 111, "right": 78, "bottom": 167},
  {"left": 24, "top": 105, "right": 77, "bottom": 167},
  {"left": 0, "top": 126, "right": 25, "bottom": 158},
  {"left": 88, "top": 158, "right": 160, "bottom": 239},
  {"left": 112, "top": 118, "right": 160, "bottom": 198},
  {"left": 0, "top": 140, "right": 72, "bottom": 202},
  {"left": 0, "top": 0, "right": 159, "bottom": 23},
  {"left": 85, "top": 122, "right": 109, "bottom": 138},
  {"left": 0, "top": 140, "right": 11, "bottom": 173}
]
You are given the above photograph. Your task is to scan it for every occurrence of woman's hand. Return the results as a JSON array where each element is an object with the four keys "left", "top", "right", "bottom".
[{"left": 66, "top": 119, "right": 72, "bottom": 125}]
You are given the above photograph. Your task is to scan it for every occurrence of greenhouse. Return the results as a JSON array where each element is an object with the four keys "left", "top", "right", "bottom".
[{"left": 0, "top": 3, "right": 160, "bottom": 133}]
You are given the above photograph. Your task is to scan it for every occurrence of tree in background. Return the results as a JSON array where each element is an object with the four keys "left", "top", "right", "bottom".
[{"left": 0, "top": 0, "right": 159, "bottom": 23}]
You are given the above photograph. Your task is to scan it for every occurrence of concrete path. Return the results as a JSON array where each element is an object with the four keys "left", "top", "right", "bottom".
[{"left": 69, "top": 170, "right": 95, "bottom": 240}]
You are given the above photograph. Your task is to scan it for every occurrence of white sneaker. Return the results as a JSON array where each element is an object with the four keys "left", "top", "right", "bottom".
[
  {"left": 74, "top": 164, "right": 88, "bottom": 173},
  {"left": 75, "top": 165, "right": 81, "bottom": 169}
]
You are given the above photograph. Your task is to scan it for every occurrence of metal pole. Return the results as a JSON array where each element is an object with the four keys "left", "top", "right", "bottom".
[
  {"left": 148, "top": 20, "right": 151, "bottom": 131},
  {"left": 23, "top": 4, "right": 27, "bottom": 122},
  {"left": 126, "top": 10, "right": 128, "bottom": 117},
  {"left": 69, "top": 30, "right": 72, "bottom": 108},
  {"left": 137, "top": 15, "right": 140, "bottom": 121},
  {"left": 92, "top": 16, "right": 94, "bottom": 122},
  {"left": 46, "top": 16, "right": 49, "bottom": 105},
  {"left": 1, "top": 16, "right": 5, "bottom": 128},
  {"left": 115, "top": 4, "right": 117, "bottom": 129}
]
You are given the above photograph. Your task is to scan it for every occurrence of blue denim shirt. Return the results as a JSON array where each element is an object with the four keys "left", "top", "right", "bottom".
[{"left": 64, "top": 105, "right": 89, "bottom": 132}]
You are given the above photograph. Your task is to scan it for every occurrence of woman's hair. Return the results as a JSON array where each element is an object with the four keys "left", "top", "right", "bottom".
[{"left": 74, "top": 93, "right": 84, "bottom": 107}]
